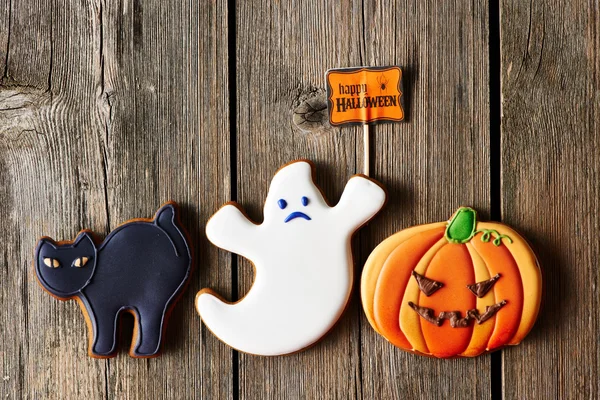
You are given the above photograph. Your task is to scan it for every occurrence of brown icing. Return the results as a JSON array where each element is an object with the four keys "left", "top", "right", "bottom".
[
  {"left": 408, "top": 302, "right": 443, "bottom": 326},
  {"left": 411, "top": 271, "right": 443, "bottom": 297},
  {"left": 475, "top": 300, "right": 507, "bottom": 323},
  {"left": 467, "top": 273, "right": 501, "bottom": 298},
  {"left": 408, "top": 300, "right": 507, "bottom": 328}
]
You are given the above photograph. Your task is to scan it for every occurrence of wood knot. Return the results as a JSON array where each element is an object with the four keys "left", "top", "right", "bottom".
[{"left": 292, "top": 88, "right": 331, "bottom": 135}]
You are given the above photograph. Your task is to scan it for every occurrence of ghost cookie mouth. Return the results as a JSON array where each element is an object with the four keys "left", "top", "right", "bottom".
[
  {"left": 408, "top": 300, "right": 507, "bottom": 328},
  {"left": 284, "top": 211, "right": 312, "bottom": 223}
]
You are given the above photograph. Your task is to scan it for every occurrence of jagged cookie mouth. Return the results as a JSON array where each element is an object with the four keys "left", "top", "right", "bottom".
[{"left": 408, "top": 300, "right": 507, "bottom": 328}]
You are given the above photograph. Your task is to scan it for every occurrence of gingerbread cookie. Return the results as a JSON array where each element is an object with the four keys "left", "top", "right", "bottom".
[
  {"left": 196, "top": 160, "right": 386, "bottom": 356},
  {"left": 34, "top": 202, "right": 192, "bottom": 358},
  {"left": 361, "top": 207, "right": 541, "bottom": 358}
]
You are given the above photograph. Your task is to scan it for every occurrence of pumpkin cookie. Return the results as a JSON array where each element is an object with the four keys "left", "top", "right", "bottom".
[{"left": 361, "top": 207, "right": 541, "bottom": 358}]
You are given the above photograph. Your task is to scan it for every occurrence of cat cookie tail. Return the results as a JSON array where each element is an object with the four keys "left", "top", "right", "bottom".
[{"left": 154, "top": 203, "right": 191, "bottom": 261}]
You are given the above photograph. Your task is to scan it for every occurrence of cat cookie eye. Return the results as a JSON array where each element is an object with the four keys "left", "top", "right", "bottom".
[
  {"left": 43, "top": 257, "right": 60, "bottom": 268},
  {"left": 72, "top": 257, "right": 90, "bottom": 268}
]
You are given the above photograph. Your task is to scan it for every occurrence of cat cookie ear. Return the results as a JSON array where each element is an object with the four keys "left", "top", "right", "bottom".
[
  {"left": 73, "top": 231, "right": 96, "bottom": 251},
  {"left": 37, "top": 237, "right": 58, "bottom": 250},
  {"left": 35, "top": 238, "right": 58, "bottom": 270}
]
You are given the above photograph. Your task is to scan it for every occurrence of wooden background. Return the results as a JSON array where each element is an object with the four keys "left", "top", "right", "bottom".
[{"left": 0, "top": 0, "right": 597, "bottom": 398}]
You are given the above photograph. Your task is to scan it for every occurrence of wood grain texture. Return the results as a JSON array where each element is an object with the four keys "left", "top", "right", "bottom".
[
  {"left": 1, "top": 0, "right": 231, "bottom": 398},
  {"left": 357, "top": 1, "right": 492, "bottom": 399},
  {"left": 97, "top": 0, "right": 232, "bottom": 398},
  {"left": 0, "top": 0, "right": 8, "bottom": 76},
  {"left": 3, "top": 0, "right": 598, "bottom": 398},
  {"left": 234, "top": 1, "right": 362, "bottom": 399},
  {"left": 500, "top": 0, "right": 600, "bottom": 398},
  {"left": 232, "top": 0, "right": 491, "bottom": 398},
  {"left": 1, "top": 0, "right": 108, "bottom": 397}
]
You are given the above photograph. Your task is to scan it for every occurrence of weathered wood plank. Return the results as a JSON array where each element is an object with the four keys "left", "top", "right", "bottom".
[
  {"left": 1, "top": 0, "right": 52, "bottom": 88},
  {"left": 1, "top": 0, "right": 108, "bottom": 398},
  {"left": 235, "top": 1, "right": 364, "bottom": 399},
  {"left": 357, "top": 1, "right": 493, "bottom": 399},
  {"left": 100, "top": 0, "right": 232, "bottom": 398},
  {"left": 500, "top": 0, "right": 600, "bottom": 398},
  {"left": 235, "top": 0, "right": 490, "bottom": 398},
  {"left": 0, "top": 0, "right": 9, "bottom": 76},
  {"left": 1, "top": 0, "right": 232, "bottom": 398}
]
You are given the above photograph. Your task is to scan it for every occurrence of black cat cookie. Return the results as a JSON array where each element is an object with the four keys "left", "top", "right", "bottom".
[{"left": 34, "top": 202, "right": 192, "bottom": 358}]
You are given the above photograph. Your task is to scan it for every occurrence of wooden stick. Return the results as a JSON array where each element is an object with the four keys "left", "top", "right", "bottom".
[{"left": 363, "top": 124, "right": 370, "bottom": 176}]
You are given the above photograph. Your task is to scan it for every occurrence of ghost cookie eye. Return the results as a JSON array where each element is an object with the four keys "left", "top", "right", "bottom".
[
  {"left": 301, "top": 196, "right": 309, "bottom": 206},
  {"left": 72, "top": 257, "right": 90, "bottom": 268},
  {"left": 43, "top": 257, "right": 60, "bottom": 268},
  {"left": 278, "top": 199, "right": 288, "bottom": 209}
]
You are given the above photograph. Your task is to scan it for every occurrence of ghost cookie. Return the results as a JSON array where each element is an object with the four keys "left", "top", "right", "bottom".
[
  {"left": 361, "top": 207, "right": 542, "bottom": 358},
  {"left": 34, "top": 202, "right": 192, "bottom": 358},
  {"left": 196, "top": 160, "right": 386, "bottom": 356}
]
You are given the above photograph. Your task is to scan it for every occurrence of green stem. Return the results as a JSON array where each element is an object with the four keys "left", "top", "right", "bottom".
[
  {"left": 444, "top": 207, "right": 513, "bottom": 246},
  {"left": 445, "top": 207, "right": 477, "bottom": 244}
]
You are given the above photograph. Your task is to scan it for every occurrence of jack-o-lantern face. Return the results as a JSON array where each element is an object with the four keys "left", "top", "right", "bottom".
[
  {"left": 408, "top": 270, "right": 506, "bottom": 328},
  {"left": 361, "top": 207, "right": 542, "bottom": 358}
]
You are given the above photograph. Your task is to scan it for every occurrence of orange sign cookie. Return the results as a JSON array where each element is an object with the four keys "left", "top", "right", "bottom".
[
  {"left": 361, "top": 207, "right": 541, "bottom": 358},
  {"left": 326, "top": 66, "right": 404, "bottom": 126}
]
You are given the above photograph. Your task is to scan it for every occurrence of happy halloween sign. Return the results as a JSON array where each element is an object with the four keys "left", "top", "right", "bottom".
[{"left": 326, "top": 66, "right": 404, "bottom": 126}]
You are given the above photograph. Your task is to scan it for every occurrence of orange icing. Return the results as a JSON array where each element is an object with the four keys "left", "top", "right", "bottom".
[
  {"left": 471, "top": 231, "right": 524, "bottom": 350},
  {"left": 418, "top": 244, "right": 475, "bottom": 357},
  {"left": 372, "top": 228, "right": 445, "bottom": 349}
]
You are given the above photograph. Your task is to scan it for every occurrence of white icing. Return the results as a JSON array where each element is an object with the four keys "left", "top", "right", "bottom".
[{"left": 196, "top": 161, "right": 386, "bottom": 356}]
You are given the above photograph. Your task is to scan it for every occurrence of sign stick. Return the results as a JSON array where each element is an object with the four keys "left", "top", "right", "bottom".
[
  {"left": 363, "top": 124, "right": 370, "bottom": 176},
  {"left": 325, "top": 66, "right": 404, "bottom": 178}
]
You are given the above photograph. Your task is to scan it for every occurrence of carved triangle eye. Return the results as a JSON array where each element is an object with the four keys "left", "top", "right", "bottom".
[
  {"left": 467, "top": 274, "right": 501, "bottom": 298},
  {"left": 411, "top": 271, "right": 444, "bottom": 296},
  {"left": 72, "top": 257, "right": 90, "bottom": 268},
  {"left": 43, "top": 258, "right": 60, "bottom": 268}
]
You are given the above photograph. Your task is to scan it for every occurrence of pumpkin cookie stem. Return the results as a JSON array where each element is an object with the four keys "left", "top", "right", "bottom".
[
  {"left": 445, "top": 207, "right": 478, "bottom": 244},
  {"left": 444, "top": 207, "right": 513, "bottom": 246}
]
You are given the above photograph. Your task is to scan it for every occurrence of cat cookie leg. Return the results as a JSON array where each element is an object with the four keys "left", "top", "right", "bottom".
[
  {"left": 334, "top": 176, "right": 387, "bottom": 230},
  {"left": 131, "top": 308, "right": 164, "bottom": 357},
  {"left": 206, "top": 203, "right": 262, "bottom": 260},
  {"left": 88, "top": 305, "right": 119, "bottom": 357}
]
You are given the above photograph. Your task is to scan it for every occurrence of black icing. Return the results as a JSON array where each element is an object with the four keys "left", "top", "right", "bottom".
[{"left": 34, "top": 203, "right": 192, "bottom": 358}]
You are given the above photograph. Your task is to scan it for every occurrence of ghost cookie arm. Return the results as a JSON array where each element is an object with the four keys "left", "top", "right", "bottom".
[
  {"left": 333, "top": 176, "right": 386, "bottom": 231},
  {"left": 206, "top": 203, "right": 261, "bottom": 259}
]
